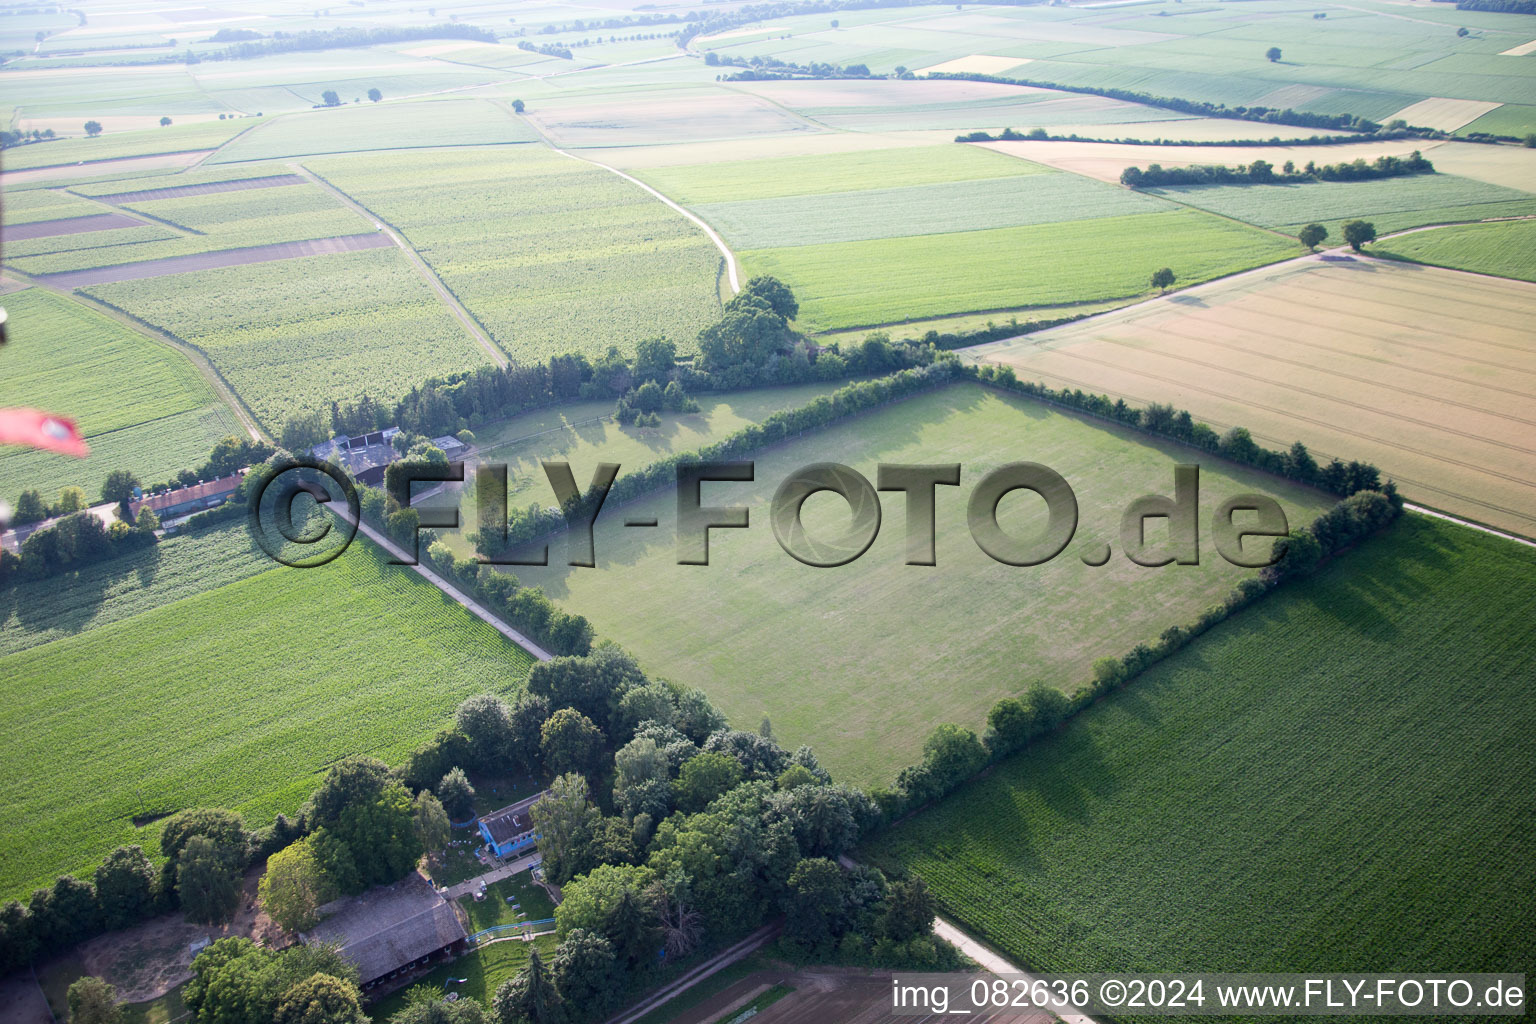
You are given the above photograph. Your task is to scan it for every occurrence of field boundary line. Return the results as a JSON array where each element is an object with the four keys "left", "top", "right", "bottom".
[
  {"left": 507, "top": 104, "right": 740, "bottom": 294},
  {"left": 290, "top": 162, "right": 510, "bottom": 368},
  {"left": 13, "top": 276, "right": 264, "bottom": 442},
  {"left": 1403, "top": 504, "right": 1536, "bottom": 549}
]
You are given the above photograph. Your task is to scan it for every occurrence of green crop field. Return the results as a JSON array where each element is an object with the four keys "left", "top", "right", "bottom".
[
  {"left": 0, "top": 119, "right": 253, "bottom": 172},
  {"left": 1458, "top": 103, "right": 1536, "bottom": 139},
  {"left": 502, "top": 383, "right": 1333, "bottom": 786},
  {"left": 422, "top": 382, "right": 847, "bottom": 559},
  {"left": 1, "top": 189, "right": 115, "bottom": 224},
  {"left": 306, "top": 146, "right": 724, "bottom": 362},
  {"left": 83, "top": 247, "right": 493, "bottom": 433},
  {"left": 0, "top": 516, "right": 273, "bottom": 658},
  {"left": 205, "top": 98, "right": 539, "bottom": 163},
  {"left": 634, "top": 145, "right": 1046, "bottom": 204},
  {"left": 0, "top": 289, "right": 239, "bottom": 505},
  {"left": 1153, "top": 173, "right": 1536, "bottom": 238},
  {"left": 741, "top": 208, "right": 1295, "bottom": 331},
  {"left": 695, "top": 172, "right": 1171, "bottom": 249},
  {"left": 864, "top": 514, "right": 1536, "bottom": 981},
  {"left": 5, "top": 181, "right": 372, "bottom": 276},
  {"left": 1376, "top": 218, "right": 1536, "bottom": 283},
  {"left": 0, "top": 525, "right": 536, "bottom": 899}
]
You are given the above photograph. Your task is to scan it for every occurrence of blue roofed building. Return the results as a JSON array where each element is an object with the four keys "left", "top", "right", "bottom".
[{"left": 477, "top": 792, "right": 543, "bottom": 859}]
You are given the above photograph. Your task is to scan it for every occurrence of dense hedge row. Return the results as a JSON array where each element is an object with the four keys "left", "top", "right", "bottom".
[
  {"left": 864, "top": 364, "right": 1407, "bottom": 820},
  {"left": 1122, "top": 150, "right": 1434, "bottom": 188},
  {"left": 957, "top": 127, "right": 1429, "bottom": 147}
]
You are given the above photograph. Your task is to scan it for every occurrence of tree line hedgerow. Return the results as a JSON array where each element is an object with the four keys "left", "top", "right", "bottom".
[
  {"left": 864, "top": 362, "right": 1407, "bottom": 821},
  {"left": 1120, "top": 150, "right": 1435, "bottom": 188},
  {"left": 955, "top": 126, "right": 1439, "bottom": 148}
]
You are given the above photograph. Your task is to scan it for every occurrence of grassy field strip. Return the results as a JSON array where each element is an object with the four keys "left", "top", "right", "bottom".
[
  {"left": 291, "top": 162, "right": 509, "bottom": 367},
  {"left": 0, "top": 119, "right": 253, "bottom": 172},
  {"left": 503, "top": 383, "right": 1332, "bottom": 786},
  {"left": 865, "top": 513, "right": 1536, "bottom": 982},
  {"left": 971, "top": 258, "right": 1536, "bottom": 536},
  {"left": 0, "top": 529, "right": 536, "bottom": 900},
  {"left": 741, "top": 208, "right": 1296, "bottom": 331},
  {"left": 305, "top": 146, "right": 723, "bottom": 361},
  {"left": 1375, "top": 218, "right": 1536, "bottom": 283},
  {"left": 0, "top": 288, "right": 241, "bottom": 501},
  {"left": 81, "top": 246, "right": 495, "bottom": 433},
  {"left": 694, "top": 173, "right": 1171, "bottom": 249}
]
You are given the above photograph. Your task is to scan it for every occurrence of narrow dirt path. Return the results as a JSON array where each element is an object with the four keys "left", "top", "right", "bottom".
[
  {"left": 502, "top": 101, "right": 741, "bottom": 295},
  {"left": 21, "top": 277, "right": 264, "bottom": 442},
  {"left": 603, "top": 923, "right": 780, "bottom": 1024},
  {"left": 290, "top": 162, "right": 510, "bottom": 368}
]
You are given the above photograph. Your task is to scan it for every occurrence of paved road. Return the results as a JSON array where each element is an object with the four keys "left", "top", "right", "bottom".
[
  {"left": 335, "top": 509, "right": 554, "bottom": 661},
  {"left": 442, "top": 851, "right": 542, "bottom": 900}
]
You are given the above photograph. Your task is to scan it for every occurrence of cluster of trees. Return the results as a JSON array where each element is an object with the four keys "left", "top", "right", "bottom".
[
  {"left": 927, "top": 71, "right": 1381, "bottom": 133},
  {"left": 183, "top": 939, "right": 369, "bottom": 1024},
  {"left": 614, "top": 374, "right": 698, "bottom": 427},
  {"left": 1121, "top": 150, "right": 1435, "bottom": 188},
  {"left": 1450, "top": 0, "right": 1536, "bottom": 12},
  {"left": 707, "top": 50, "right": 872, "bottom": 79},
  {"left": 280, "top": 276, "right": 933, "bottom": 451},
  {"left": 968, "top": 363, "right": 1389, "bottom": 497},
  {"left": 0, "top": 503, "right": 156, "bottom": 588},
  {"left": 517, "top": 39, "right": 574, "bottom": 59},
  {"left": 0, "top": 126, "right": 56, "bottom": 148}
]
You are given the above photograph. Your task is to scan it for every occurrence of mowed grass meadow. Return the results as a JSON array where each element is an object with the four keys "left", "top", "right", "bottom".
[
  {"left": 0, "top": 525, "right": 535, "bottom": 899},
  {"left": 864, "top": 514, "right": 1536, "bottom": 979},
  {"left": 0, "top": 289, "right": 239, "bottom": 503},
  {"left": 504, "top": 384, "right": 1333, "bottom": 786},
  {"left": 306, "top": 146, "right": 724, "bottom": 361}
]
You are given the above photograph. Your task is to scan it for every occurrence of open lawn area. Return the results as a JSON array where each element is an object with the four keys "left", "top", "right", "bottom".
[
  {"left": 0, "top": 288, "right": 240, "bottom": 505},
  {"left": 366, "top": 935, "right": 558, "bottom": 1020},
  {"left": 742, "top": 209, "right": 1295, "bottom": 331},
  {"left": 864, "top": 514, "right": 1536, "bottom": 980},
  {"left": 458, "top": 874, "right": 557, "bottom": 934},
  {"left": 306, "top": 146, "right": 724, "bottom": 362},
  {"left": 1376, "top": 218, "right": 1536, "bottom": 284},
  {"left": 420, "top": 382, "right": 848, "bottom": 558},
  {"left": 0, "top": 525, "right": 535, "bottom": 900},
  {"left": 502, "top": 383, "right": 1332, "bottom": 786},
  {"left": 970, "top": 257, "right": 1536, "bottom": 537}
]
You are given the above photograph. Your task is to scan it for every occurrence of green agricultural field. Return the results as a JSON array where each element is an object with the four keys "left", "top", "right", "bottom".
[
  {"left": 742, "top": 208, "right": 1295, "bottom": 331},
  {"left": 0, "top": 288, "right": 239, "bottom": 505},
  {"left": 502, "top": 383, "right": 1334, "bottom": 786},
  {"left": 1375, "top": 218, "right": 1536, "bottom": 283},
  {"left": 6, "top": 181, "right": 372, "bottom": 275},
  {"left": 864, "top": 514, "right": 1536, "bottom": 980},
  {"left": 1, "top": 188, "right": 115, "bottom": 223},
  {"left": 1152, "top": 173, "right": 1536, "bottom": 238},
  {"left": 421, "top": 383, "right": 847, "bottom": 559},
  {"left": 83, "top": 247, "right": 493, "bottom": 433},
  {"left": 0, "top": 527, "right": 536, "bottom": 900},
  {"left": 695, "top": 172, "right": 1171, "bottom": 249},
  {"left": 306, "top": 146, "right": 723, "bottom": 362},
  {"left": 205, "top": 98, "right": 539, "bottom": 163},
  {"left": 0, "top": 517, "right": 273, "bottom": 658},
  {"left": 1458, "top": 103, "right": 1536, "bottom": 139},
  {"left": 0, "top": 119, "right": 253, "bottom": 172},
  {"left": 367, "top": 935, "right": 558, "bottom": 1020},
  {"left": 634, "top": 144, "right": 1046, "bottom": 205}
]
